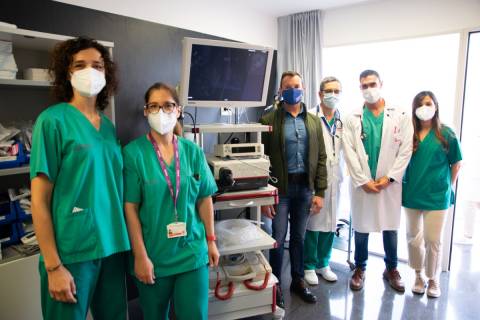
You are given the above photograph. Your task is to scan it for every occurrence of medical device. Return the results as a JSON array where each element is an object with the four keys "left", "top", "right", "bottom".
[
  {"left": 209, "top": 251, "right": 272, "bottom": 300},
  {"left": 207, "top": 155, "right": 270, "bottom": 192},
  {"left": 180, "top": 37, "right": 274, "bottom": 108},
  {"left": 214, "top": 143, "right": 264, "bottom": 158}
]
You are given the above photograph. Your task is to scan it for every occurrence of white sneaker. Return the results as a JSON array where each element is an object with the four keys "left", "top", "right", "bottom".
[
  {"left": 412, "top": 273, "right": 426, "bottom": 294},
  {"left": 317, "top": 266, "right": 338, "bottom": 282},
  {"left": 427, "top": 279, "right": 441, "bottom": 298},
  {"left": 304, "top": 269, "right": 319, "bottom": 285}
]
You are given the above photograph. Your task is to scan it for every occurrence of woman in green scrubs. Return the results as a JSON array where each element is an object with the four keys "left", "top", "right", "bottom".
[
  {"left": 30, "top": 37, "right": 130, "bottom": 319},
  {"left": 402, "top": 91, "right": 462, "bottom": 298},
  {"left": 123, "top": 82, "right": 219, "bottom": 320}
]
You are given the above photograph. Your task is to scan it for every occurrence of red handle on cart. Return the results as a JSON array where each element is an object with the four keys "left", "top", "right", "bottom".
[
  {"left": 243, "top": 272, "right": 270, "bottom": 291},
  {"left": 215, "top": 272, "right": 235, "bottom": 300}
]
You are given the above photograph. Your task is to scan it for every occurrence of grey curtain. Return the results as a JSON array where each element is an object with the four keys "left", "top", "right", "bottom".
[{"left": 277, "top": 10, "right": 322, "bottom": 109}]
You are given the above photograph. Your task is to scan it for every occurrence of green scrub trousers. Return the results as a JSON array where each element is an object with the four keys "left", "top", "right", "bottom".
[
  {"left": 39, "top": 252, "right": 127, "bottom": 320},
  {"left": 304, "top": 230, "right": 335, "bottom": 270},
  {"left": 135, "top": 265, "right": 209, "bottom": 320}
]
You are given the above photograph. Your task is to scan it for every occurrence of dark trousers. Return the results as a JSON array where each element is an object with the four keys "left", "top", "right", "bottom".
[
  {"left": 354, "top": 230, "right": 398, "bottom": 271},
  {"left": 270, "top": 182, "right": 312, "bottom": 284}
]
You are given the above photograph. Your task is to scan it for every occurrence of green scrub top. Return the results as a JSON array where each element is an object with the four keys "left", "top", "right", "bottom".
[
  {"left": 30, "top": 103, "right": 130, "bottom": 265},
  {"left": 362, "top": 107, "right": 384, "bottom": 179},
  {"left": 402, "top": 126, "right": 462, "bottom": 210},
  {"left": 123, "top": 135, "right": 217, "bottom": 278}
]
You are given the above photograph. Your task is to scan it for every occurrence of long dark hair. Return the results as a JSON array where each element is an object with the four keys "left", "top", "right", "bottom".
[
  {"left": 49, "top": 36, "right": 117, "bottom": 111},
  {"left": 412, "top": 91, "right": 448, "bottom": 152}
]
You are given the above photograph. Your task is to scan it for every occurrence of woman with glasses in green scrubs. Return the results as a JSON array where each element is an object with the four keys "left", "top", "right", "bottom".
[
  {"left": 402, "top": 91, "right": 462, "bottom": 298},
  {"left": 30, "top": 37, "right": 130, "bottom": 319},
  {"left": 123, "top": 82, "right": 220, "bottom": 320}
]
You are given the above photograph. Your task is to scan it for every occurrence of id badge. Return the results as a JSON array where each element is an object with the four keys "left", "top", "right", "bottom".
[{"left": 167, "top": 222, "right": 187, "bottom": 238}]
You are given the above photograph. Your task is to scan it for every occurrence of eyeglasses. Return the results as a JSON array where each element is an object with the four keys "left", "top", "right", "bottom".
[
  {"left": 360, "top": 82, "right": 378, "bottom": 90},
  {"left": 323, "top": 89, "right": 341, "bottom": 94},
  {"left": 145, "top": 102, "right": 178, "bottom": 114}
]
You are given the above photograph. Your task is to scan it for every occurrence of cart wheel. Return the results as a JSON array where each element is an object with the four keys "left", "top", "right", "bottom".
[{"left": 347, "top": 260, "right": 355, "bottom": 271}]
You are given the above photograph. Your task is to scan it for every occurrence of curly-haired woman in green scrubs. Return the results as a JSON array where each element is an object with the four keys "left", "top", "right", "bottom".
[
  {"left": 30, "top": 37, "right": 130, "bottom": 319},
  {"left": 123, "top": 82, "right": 219, "bottom": 320}
]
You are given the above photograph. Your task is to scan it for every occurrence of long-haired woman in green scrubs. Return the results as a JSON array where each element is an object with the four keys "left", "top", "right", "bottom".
[
  {"left": 30, "top": 37, "right": 130, "bottom": 319},
  {"left": 402, "top": 91, "right": 462, "bottom": 298},
  {"left": 123, "top": 82, "right": 220, "bottom": 320}
]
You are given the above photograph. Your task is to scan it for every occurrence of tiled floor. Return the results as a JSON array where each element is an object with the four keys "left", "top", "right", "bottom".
[{"left": 129, "top": 241, "right": 480, "bottom": 319}]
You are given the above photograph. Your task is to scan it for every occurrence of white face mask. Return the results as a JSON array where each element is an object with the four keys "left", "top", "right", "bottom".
[
  {"left": 362, "top": 87, "right": 381, "bottom": 104},
  {"left": 148, "top": 109, "right": 178, "bottom": 135},
  {"left": 70, "top": 67, "right": 106, "bottom": 97},
  {"left": 415, "top": 105, "right": 436, "bottom": 121},
  {"left": 322, "top": 93, "right": 340, "bottom": 109}
]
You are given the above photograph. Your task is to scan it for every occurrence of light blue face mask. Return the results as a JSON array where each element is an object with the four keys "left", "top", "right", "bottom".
[
  {"left": 281, "top": 88, "right": 303, "bottom": 105},
  {"left": 323, "top": 93, "right": 340, "bottom": 109}
]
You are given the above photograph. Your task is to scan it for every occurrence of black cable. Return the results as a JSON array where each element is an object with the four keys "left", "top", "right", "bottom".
[
  {"left": 194, "top": 107, "right": 198, "bottom": 143},
  {"left": 223, "top": 132, "right": 234, "bottom": 144}
]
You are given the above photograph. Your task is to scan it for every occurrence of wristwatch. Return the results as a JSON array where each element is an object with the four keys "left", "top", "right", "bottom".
[{"left": 206, "top": 234, "right": 217, "bottom": 242}]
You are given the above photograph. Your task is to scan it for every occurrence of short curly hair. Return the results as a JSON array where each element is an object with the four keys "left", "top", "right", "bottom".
[{"left": 49, "top": 36, "right": 117, "bottom": 111}]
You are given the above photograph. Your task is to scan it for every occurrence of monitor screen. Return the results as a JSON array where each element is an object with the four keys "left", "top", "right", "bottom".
[{"left": 180, "top": 38, "right": 273, "bottom": 108}]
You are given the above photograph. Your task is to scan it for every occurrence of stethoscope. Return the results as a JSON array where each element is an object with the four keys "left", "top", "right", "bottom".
[
  {"left": 316, "top": 105, "right": 342, "bottom": 157},
  {"left": 358, "top": 106, "right": 393, "bottom": 140}
]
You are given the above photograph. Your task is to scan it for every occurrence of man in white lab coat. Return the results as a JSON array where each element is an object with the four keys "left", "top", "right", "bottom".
[
  {"left": 304, "top": 76, "right": 344, "bottom": 285},
  {"left": 343, "top": 70, "right": 413, "bottom": 292}
]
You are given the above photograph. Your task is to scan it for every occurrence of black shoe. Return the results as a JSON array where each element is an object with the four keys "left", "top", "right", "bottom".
[
  {"left": 275, "top": 286, "right": 285, "bottom": 309},
  {"left": 290, "top": 279, "right": 317, "bottom": 304}
]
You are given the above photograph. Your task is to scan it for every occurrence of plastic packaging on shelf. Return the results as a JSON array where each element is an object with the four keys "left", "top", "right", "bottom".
[
  {"left": 0, "top": 41, "right": 17, "bottom": 79},
  {"left": 216, "top": 219, "right": 263, "bottom": 248}
]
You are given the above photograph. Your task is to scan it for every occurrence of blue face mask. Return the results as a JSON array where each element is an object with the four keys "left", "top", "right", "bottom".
[{"left": 281, "top": 88, "right": 303, "bottom": 105}]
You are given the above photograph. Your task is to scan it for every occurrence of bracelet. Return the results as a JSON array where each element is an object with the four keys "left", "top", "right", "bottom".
[
  {"left": 46, "top": 262, "right": 63, "bottom": 273},
  {"left": 206, "top": 234, "right": 216, "bottom": 242}
]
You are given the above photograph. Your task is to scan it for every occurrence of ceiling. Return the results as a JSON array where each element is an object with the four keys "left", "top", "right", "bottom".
[{"left": 239, "top": 0, "right": 377, "bottom": 17}]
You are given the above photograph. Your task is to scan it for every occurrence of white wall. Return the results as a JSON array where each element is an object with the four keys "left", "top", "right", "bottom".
[
  {"left": 323, "top": 0, "right": 480, "bottom": 47},
  {"left": 54, "top": 0, "right": 277, "bottom": 48}
]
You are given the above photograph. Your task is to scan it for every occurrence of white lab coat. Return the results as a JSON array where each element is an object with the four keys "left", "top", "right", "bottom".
[
  {"left": 343, "top": 105, "right": 413, "bottom": 233},
  {"left": 306, "top": 106, "right": 343, "bottom": 232}
]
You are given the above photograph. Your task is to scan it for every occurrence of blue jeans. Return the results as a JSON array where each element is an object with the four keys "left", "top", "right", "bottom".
[
  {"left": 270, "top": 183, "right": 312, "bottom": 284},
  {"left": 354, "top": 230, "right": 398, "bottom": 271}
]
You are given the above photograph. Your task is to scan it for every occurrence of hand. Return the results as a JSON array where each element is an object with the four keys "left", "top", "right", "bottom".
[
  {"left": 134, "top": 255, "right": 156, "bottom": 285},
  {"left": 208, "top": 241, "right": 220, "bottom": 267},
  {"left": 310, "top": 196, "right": 324, "bottom": 214},
  {"left": 47, "top": 265, "right": 77, "bottom": 303},
  {"left": 261, "top": 205, "right": 276, "bottom": 219},
  {"left": 374, "top": 176, "right": 391, "bottom": 190},
  {"left": 361, "top": 181, "right": 380, "bottom": 193}
]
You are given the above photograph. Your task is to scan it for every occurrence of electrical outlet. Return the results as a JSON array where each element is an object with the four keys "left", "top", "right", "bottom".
[{"left": 220, "top": 107, "right": 233, "bottom": 117}]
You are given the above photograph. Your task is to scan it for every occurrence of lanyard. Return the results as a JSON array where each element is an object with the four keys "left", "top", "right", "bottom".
[{"left": 148, "top": 132, "right": 181, "bottom": 222}]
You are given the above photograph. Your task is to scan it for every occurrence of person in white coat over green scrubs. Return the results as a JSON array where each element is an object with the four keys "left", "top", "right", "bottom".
[
  {"left": 343, "top": 70, "right": 413, "bottom": 292},
  {"left": 304, "top": 77, "right": 344, "bottom": 285}
]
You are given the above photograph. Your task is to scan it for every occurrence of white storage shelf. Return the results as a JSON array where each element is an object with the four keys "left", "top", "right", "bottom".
[
  {"left": 0, "top": 26, "right": 114, "bottom": 50},
  {"left": 0, "top": 78, "right": 51, "bottom": 87},
  {"left": 216, "top": 225, "right": 277, "bottom": 256},
  {"left": 208, "top": 273, "right": 279, "bottom": 320},
  {"left": 0, "top": 165, "right": 30, "bottom": 177},
  {"left": 183, "top": 123, "right": 272, "bottom": 134}
]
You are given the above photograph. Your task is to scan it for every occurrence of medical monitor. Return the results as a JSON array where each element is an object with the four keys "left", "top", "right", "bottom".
[{"left": 180, "top": 37, "right": 274, "bottom": 108}]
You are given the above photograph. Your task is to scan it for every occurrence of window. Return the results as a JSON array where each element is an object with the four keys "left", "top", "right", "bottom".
[{"left": 322, "top": 33, "right": 461, "bottom": 260}]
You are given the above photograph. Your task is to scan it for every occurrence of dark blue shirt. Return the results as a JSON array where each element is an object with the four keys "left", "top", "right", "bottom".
[{"left": 284, "top": 105, "right": 308, "bottom": 173}]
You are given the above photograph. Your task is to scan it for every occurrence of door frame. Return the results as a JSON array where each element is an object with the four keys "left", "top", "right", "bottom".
[{"left": 443, "top": 27, "right": 480, "bottom": 271}]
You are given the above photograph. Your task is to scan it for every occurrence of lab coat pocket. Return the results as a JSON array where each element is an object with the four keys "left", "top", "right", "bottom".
[{"left": 56, "top": 208, "right": 97, "bottom": 256}]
